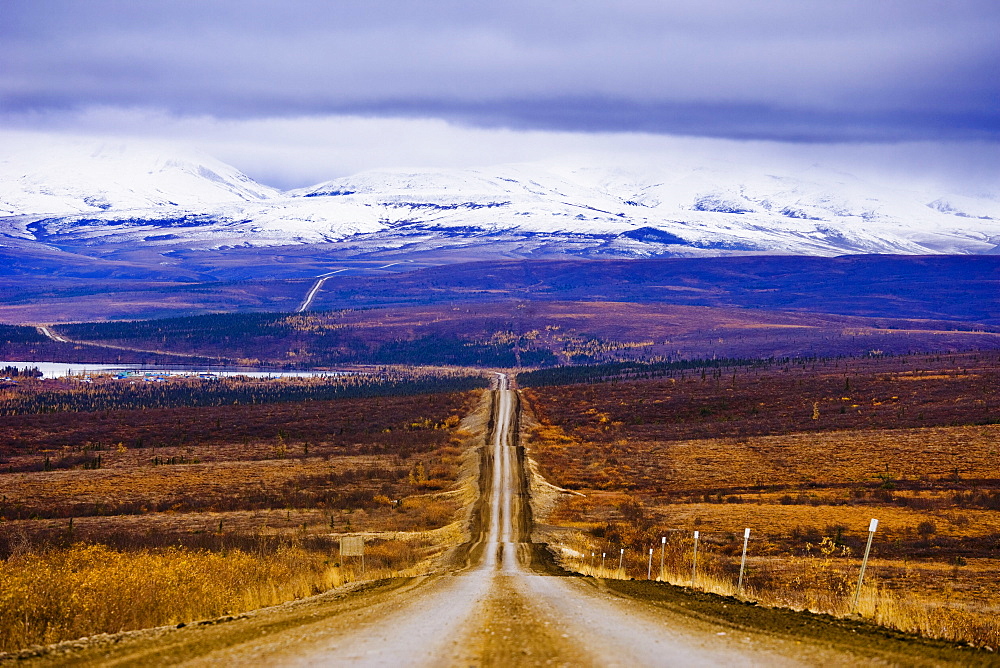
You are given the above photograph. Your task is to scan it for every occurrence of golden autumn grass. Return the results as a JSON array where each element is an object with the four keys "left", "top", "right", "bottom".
[
  {"left": 0, "top": 383, "right": 487, "bottom": 653},
  {"left": 0, "top": 452, "right": 466, "bottom": 526},
  {"left": 525, "top": 356, "right": 1000, "bottom": 648},
  {"left": 555, "top": 526, "right": 1000, "bottom": 648},
  {"left": 0, "top": 543, "right": 340, "bottom": 652},
  {"left": 0, "top": 534, "right": 448, "bottom": 653}
]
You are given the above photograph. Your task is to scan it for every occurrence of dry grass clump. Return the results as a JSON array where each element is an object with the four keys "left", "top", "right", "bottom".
[
  {"left": 0, "top": 530, "right": 449, "bottom": 653},
  {"left": 0, "top": 455, "right": 465, "bottom": 522},
  {"left": 526, "top": 355, "right": 1000, "bottom": 649},
  {"left": 547, "top": 496, "right": 1000, "bottom": 648},
  {"left": 0, "top": 543, "right": 340, "bottom": 652},
  {"left": 557, "top": 530, "right": 1000, "bottom": 648},
  {"left": 0, "top": 385, "right": 484, "bottom": 654},
  {"left": 529, "top": 420, "right": 1000, "bottom": 495}
]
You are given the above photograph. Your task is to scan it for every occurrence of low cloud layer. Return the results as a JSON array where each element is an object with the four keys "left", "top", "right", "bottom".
[
  {"left": 3, "top": 110, "right": 997, "bottom": 195},
  {"left": 2, "top": 1, "right": 999, "bottom": 142}
]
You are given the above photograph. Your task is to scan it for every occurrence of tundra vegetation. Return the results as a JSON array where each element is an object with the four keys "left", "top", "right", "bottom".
[
  {"left": 523, "top": 351, "right": 1000, "bottom": 649},
  {"left": 8, "top": 296, "right": 1000, "bottom": 371},
  {"left": 5, "top": 256, "right": 1000, "bottom": 327},
  {"left": 0, "top": 370, "right": 484, "bottom": 652}
]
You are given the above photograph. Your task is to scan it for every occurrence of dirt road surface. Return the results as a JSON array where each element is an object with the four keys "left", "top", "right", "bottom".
[{"left": 11, "top": 383, "right": 995, "bottom": 666}]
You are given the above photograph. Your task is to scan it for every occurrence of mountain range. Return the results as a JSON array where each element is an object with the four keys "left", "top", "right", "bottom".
[{"left": 2, "top": 140, "right": 999, "bottom": 278}]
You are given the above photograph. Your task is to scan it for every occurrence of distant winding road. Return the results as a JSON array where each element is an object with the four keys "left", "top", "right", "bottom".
[
  {"left": 36, "top": 326, "right": 70, "bottom": 343},
  {"left": 296, "top": 263, "right": 411, "bottom": 313},
  {"left": 297, "top": 270, "right": 349, "bottom": 313},
  {"left": 36, "top": 325, "right": 216, "bottom": 361}
]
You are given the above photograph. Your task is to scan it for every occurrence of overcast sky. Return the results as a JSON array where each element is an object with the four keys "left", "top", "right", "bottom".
[{"left": 2, "top": 0, "right": 998, "bottom": 188}]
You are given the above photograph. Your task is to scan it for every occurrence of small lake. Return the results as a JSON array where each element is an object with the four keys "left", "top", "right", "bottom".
[{"left": 0, "top": 361, "right": 349, "bottom": 380}]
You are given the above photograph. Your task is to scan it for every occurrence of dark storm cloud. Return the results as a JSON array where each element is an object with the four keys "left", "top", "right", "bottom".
[{"left": 2, "top": 0, "right": 999, "bottom": 141}]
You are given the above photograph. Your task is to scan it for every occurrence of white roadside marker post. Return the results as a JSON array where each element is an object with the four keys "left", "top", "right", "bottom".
[
  {"left": 737, "top": 527, "right": 751, "bottom": 594},
  {"left": 589, "top": 551, "right": 595, "bottom": 574},
  {"left": 647, "top": 547, "right": 654, "bottom": 580},
  {"left": 691, "top": 531, "right": 700, "bottom": 587},
  {"left": 618, "top": 547, "right": 625, "bottom": 578},
  {"left": 659, "top": 536, "right": 666, "bottom": 581},
  {"left": 601, "top": 552, "right": 606, "bottom": 577},
  {"left": 852, "top": 518, "right": 879, "bottom": 613}
]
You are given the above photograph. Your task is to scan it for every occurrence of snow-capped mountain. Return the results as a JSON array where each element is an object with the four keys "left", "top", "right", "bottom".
[
  {"left": 287, "top": 162, "right": 1000, "bottom": 255},
  {"left": 0, "top": 139, "right": 278, "bottom": 217},
  {"left": 2, "top": 140, "right": 999, "bottom": 263}
]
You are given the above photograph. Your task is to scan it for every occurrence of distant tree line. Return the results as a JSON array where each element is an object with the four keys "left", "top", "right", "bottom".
[
  {"left": 60, "top": 312, "right": 295, "bottom": 343},
  {"left": 0, "top": 372, "right": 488, "bottom": 416},
  {"left": 0, "top": 324, "right": 47, "bottom": 344},
  {"left": 1, "top": 366, "right": 42, "bottom": 379},
  {"left": 516, "top": 356, "right": 808, "bottom": 387},
  {"left": 57, "top": 313, "right": 561, "bottom": 368}
]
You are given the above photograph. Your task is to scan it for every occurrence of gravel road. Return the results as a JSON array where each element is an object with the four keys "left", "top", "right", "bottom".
[
  {"left": 282, "top": 385, "right": 823, "bottom": 666},
  {"left": 13, "top": 383, "right": 993, "bottom": 666}
]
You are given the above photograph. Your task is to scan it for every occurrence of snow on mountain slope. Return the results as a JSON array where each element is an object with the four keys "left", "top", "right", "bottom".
[
  {"left": 0, "top": 138, "right": 279, "bottom": 217},
  {"left": 1, "top": 141, "right": 998, "bottom": 258},
  {"left": 286, "top": 161, "right": 1000, "bottom": 255}
]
